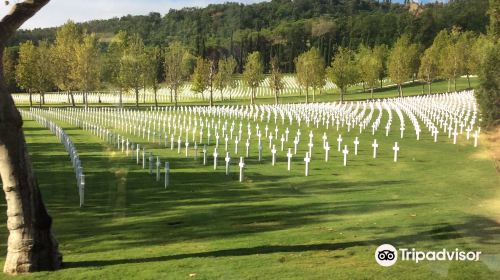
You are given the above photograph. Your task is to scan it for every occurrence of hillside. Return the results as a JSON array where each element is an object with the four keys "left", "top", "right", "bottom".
[{"left": 8, "top": 0, "right": 488, "bottom": 72}]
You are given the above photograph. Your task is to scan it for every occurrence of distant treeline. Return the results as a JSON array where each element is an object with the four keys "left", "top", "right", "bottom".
[{"left": 8, "top": 0, "right": 489, "bottom": 72}]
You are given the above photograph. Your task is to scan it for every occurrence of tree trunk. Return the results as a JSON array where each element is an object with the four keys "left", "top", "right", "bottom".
[
  {"left": 119, "top": 89, "right": 123, "bottom": 108},
  {"left": 370, "top": 87, "right": 374, "bottom": 99},
  {"left": 399, "top": 84, "right": 403, "bottom": 97},
  {"left": 454, "top": 78, "right": 457, "bottom": 91},
  {"left": 209, "top": 86, "right": 213, "bottom": 107},
  {"left": 305, "top": 87, "right": 309, "bottom": 104},
  {"left": 169, "top": 88, "right": 173, "bottom": 103},
  {"left": 340, "top": 88, "right": 344, "bottom": 103},
  {"left": 41, "top": 93, "right": 45, "bottom": 106},
  {"left": 274, "top": 89, "right": 278, "bottom": 105},
  {"left": 0, "top": 47, "right": 62, "bottom": 274},
  {"left": 69, "top": 91, "right": 75, "bottom": 107},
  {"left": 174, "top": 88, "right": 178, "bottom": 107},
  {"left": 250, "top": 88, "right": 254, "bottom": 105},
  {"left": 135, "top": 88, "right": 139, "bottom": 108},
  {"left": 312, "top": 88, "right": 316, "bottom": 102},
  {"left": 467, "top": 74, "right": 471, "bottom": 88},
  {"left": 447, "top": 79, "right": 451, "bottom": 92},
  {"left": 28, "top": 89, "right": 32, "bottom": 108},
  {"left": 220, "top": 89, "right": 224, "bottom": 102},
  {"left": 154, "top": 88, "right": 158, "bottom": 108},
  {"left": 428, "top": 81, "right": 432, "bottom": 95},
  {"left": 84, "top": 92, "right": 88, "bottom": 109}
]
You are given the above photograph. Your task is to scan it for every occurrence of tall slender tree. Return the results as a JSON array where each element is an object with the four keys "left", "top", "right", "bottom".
[
  {"left": 0, "top": 0, "right": 62, "bottom": 274},
  {"left": 191, "top": 57, "right": 210, "bottom": 103},
  {"left": 440, "top": 29, "right": 464, "bottom": 92},
  {"left": 33, "top": 40, "right": 53, "bottom": 106},
  {"left": 119, "top": 33, "right": 145, "bottom": 108},
  {"left": 104, "top": 31, "right": 127, "bottom": 107},
  {"left": 387, "top": 35, "right": 418, "bottom": 97},
  {"left": 357, "top": 44, "right": 380, "bottom": 99},
  {"left": 327, "top": 47, "right": 358, "bottom": 103},
  {"left": 143, "top": 46, "right": 162, "bottom": 108},
  {"left": 2, "top": 47, "right": 16, "bottom": 93},
  {"left": 15, "top": 41, "right": 37, "bottom": 107},
  {"left": 418, "top": 45, "right": 440, "bottom": 95},
  {"left": 214, "top": 56, "right": 237, "bottom": 101},
  {"left": 269, "top": 56, "right": 284, "bottom": 105},
  {"left": 295, "top": 48, "right": 322, "bottom": 104},
  {"left": 243, "top": 51, "right": 264, "bottom": 105},
  {"left": 373, "top": 44, "right": 388, "bottom": 89},
  {"left": 73, "top": 33, "right": 101, "bottom": 108},
  {"left": 164, "top": 42, "right": 192, "bottom": 106},
  {"left": 51, "top": 21, "right": 81, "bottom": 107}
]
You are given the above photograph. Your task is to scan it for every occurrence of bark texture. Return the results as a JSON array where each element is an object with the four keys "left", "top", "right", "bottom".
[{"left": 0, "top": 0, "right": 62, "bottom": 274}]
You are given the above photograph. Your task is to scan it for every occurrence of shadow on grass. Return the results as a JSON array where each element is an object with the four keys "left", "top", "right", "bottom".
[{"left": 63, "top": 215, "right": 500, "bottom": 269}]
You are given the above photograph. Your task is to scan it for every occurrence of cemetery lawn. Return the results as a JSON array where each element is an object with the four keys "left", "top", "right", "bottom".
[{"left": 0, "top": 98, "right": 499, "bottom": 279}]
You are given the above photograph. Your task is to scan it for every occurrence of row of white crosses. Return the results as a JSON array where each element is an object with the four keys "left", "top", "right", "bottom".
[
  {"left": 21, "top": 110, "right": 86, "bottom": 207},
  {"left": 28, "top": 108, "right": 173, "bottom": 189},
  {"left": 31, "top": 90, "right": 480, "bottom": 181}
]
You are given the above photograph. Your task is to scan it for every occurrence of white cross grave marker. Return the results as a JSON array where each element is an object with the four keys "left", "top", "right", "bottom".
[
  {"left": 393, "top": 142, "right": 400, "bottom": 162},
  {"left": 342, "top": 145, "right": 349, "bottom": 166},
  {"left": 372, "top": 139, "right": 378, "bottom": 159}
]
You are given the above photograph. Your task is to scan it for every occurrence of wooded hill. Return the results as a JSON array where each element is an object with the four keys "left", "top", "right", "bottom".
[{"left": 8, "top": 0, "right": 488, "bottom": 72}]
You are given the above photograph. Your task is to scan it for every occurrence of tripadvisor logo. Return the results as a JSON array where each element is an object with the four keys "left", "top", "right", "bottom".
[{"left": 375, "top": 244, "right": 482, "bottom": 267}]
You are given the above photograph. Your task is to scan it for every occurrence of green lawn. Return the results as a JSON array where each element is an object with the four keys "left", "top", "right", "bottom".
[
  {"left": 13, "top": 77, "right": 478, "bottom": 107},
  {"left": 0, "top": 91, "right": 498, "bottom": 279}
]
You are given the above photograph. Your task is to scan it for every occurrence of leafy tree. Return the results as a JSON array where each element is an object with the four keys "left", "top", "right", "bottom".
[
  {"left": 357, "top": 44, "right": 381, "bottom": 99},
  {"left": 165, "top": 41, "right": 192, "bottom": 106},
  {"left": 440, "top": 28, "right": 465, "bottom": 92},
  {"left": 373, "top": 44, "right": 388, "bottom": 88},
  {"left": 327, "top": 47, "right": 358, "bottom": 103},
  {"left": 104, "top": 31, "right": 128, "bottom": 106},
  {"left": 458, "top": 31, "right": 477, "bottom": 88},
  {"left": 214, "top": 56, "right": 237, "bottom": 101},
  {"left": 476, "top": 0, "right": 500, "bottom": 127},
  {"left": 469, "top": 34, "right": 494, "bottom": 77},
  {"left": 387, "top": 35, "right": 418, "bottom": 97},
  {"left": 269, "top": 56, "right": 284, "bottom": 105},
  {"left": 243, "top": 51, "right": 264, "bottom": 105},
  {"left": 191, "top": 57, "right": 210, "bottom": 103},
  {"left": 119, "top": 33, "right": 145, "bottom": 108},
  {"left": 310, "top": 49, "right": 326, "bottom": 102},
  {"left": 2, "top": 47, "right": 17, "bottom": 93},
  {"left": 15, "top": 40, "right": 37, "bottom": 106},
  {"left": 52, "top": 21, "right": 82, "bottom": 107},
  {"left": 295, "top": 47, "right": 324, "bottom": 103},
  {"left": 475, "top": 42, "right": 500, "bottom": 127},
  {"left": 488, "top": 0, "right": 500, "bottom": 38},
  {"left": 418, "top": 44, "right": 440, "bottom": 95},
  {"left": 73, "top": 33, "right": 101, "bottom": 107},
  {"left": 143, "top": 46, "right": 162, "bottom": 107},
  {"left": 191, "top": 57, "right": 217, "bottom": 106},
  {"left": 33, "top": 40, "right": 54, "bottom": 106}
]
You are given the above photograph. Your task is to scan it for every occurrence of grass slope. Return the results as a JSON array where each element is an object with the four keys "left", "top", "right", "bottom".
[{"left": 0, "top": 96, "right": 498, "bottom": 279}]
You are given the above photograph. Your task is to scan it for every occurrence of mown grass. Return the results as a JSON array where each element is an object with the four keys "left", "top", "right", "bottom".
[
  {"left": 13, "top": 77, "right": 478, "bottom": 108},
  {"left": 0, "top": 87, "right": 499, "bottom": 279}
]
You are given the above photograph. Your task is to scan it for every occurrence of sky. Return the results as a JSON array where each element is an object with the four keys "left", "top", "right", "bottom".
[{"left": 0, "top": 0, "right": 268, "bottom": 30}]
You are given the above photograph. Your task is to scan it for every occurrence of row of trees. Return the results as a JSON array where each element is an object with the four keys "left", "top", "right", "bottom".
[
  {"left": 3, "top": 21, "right": 493, "bottom": 107},
  {"left": 8, "top": 0, "right": 490, "bottom": 73}
]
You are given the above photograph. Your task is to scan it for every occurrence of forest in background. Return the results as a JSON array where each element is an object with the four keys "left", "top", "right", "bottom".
[{"left": 7, "top": 0, "right": 489, "bottom": 72}]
